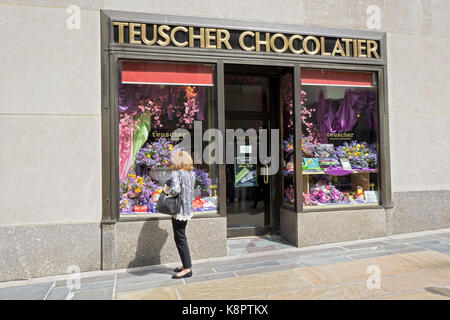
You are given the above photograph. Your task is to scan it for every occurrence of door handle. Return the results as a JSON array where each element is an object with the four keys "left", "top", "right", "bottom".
[{"left": 263, "top": 164, "right": 269, "bottom": 185}]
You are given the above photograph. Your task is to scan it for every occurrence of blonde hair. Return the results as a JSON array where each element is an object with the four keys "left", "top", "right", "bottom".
[{"left": 171, "top": 150, "right": 194, "bottom": 171}]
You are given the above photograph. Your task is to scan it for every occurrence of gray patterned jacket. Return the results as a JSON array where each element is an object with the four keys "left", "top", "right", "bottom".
[{"left": 168, "top": 169, "right": 195, "bottom": 221}]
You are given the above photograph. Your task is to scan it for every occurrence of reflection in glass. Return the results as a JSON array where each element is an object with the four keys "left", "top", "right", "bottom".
[
  {"left": 118, "top": 61, "right": 218, "bottom": 215},
  {"left": 301, "top": 69, "right": 380, "bottom": 207}
]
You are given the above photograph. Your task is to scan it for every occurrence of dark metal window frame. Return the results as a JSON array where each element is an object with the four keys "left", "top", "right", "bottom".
[{"left": 101, "top": 10, "right": 391, "bottom": 223}]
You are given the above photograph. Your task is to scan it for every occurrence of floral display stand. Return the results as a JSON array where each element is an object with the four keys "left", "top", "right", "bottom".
[{"left": 149, "top": 167, "right": 172, "bottom": 186}]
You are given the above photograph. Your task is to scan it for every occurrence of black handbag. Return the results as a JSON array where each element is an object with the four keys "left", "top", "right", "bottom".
[{"left": 156, "top": 171, "right": 181, "bottom": 215}]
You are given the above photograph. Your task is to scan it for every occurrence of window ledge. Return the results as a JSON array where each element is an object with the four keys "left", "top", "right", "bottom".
[{"left": 118, "top": 211, "right": 221, "bottom": 222}]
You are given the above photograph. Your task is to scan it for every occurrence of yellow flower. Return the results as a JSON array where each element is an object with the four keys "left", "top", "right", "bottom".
[
  {"left": 357, "top": 144, "right": 361, "bottom": 149},
  {"left": 157, "top": 189, "right": 162, "bottom": 194},
  {"left": 165, "top": 160, "right": 168, "bottom": 164},
  {"left": 346, "top": 148, "right": 350, "bottom": 152},
  {"left": 146, "top": 154, "right": 150, "bottom": 158},
  {"left": 129, "top": 174, "right": 136, "bottom": 178},
  {"left": 136, "top": 188, "right": 141, "bottom": 193},
  {"left": 361, "top": 145, "right": 365, "bottom": 149}
]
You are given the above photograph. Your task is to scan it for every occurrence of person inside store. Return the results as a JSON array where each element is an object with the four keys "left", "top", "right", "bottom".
[{"left": 163, "top": 150, "right": 196, "bottom": 279}]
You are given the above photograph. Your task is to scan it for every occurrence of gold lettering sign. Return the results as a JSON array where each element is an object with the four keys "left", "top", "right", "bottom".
[{"left": 112, "top": 22, "right": 381, "bottom": 59}]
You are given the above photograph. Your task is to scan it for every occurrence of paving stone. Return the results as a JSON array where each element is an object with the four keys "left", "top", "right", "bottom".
[
  {"left": 348, "top": 251, "right": 394, "bottom": 260},
  {"left": 319, "top": 247, "right": 381, "bottom": 258},
  {"left": 54, "top": 274, "right": 115, "bottom": 288},
  {"left": 246, "top": 245, "right": 277, "bottom": 253},
  {"left": 253, "top": 240, "right": 279, "bottom": 247},
  {"left": 342, "top": 241, "right": 390, "bottom": 250},
  {"left": 387, "top": 236, "right": 441, "bottom": 245},
  {"left": 115, "top": 286, "right": 179, "bottom": 300},
  {"left": 206, "top": 272, "right": 236, "bottom": 281},
  {"left": 278, "top": 254, "right": 351, "bottom": 267},
  {"left": 213, "top": 260, "right": 280, "bottom": 273},
  {"left": 287, "top": 247, "right": 347, "bottom": 258},
  {"left": 0, "top": 282, "right": 53, "bottom": 300},
  {"left": 437, "top": 238, "right": 450, "bottom": 245},
  {"left": 277, "top": 256, "right": 310, "bottom": 265},
  {"left": 73, "top": 281, "right": 115, "bottom": 292},
  {"left": 388, "top": 247, "right": 427, "bottom": 254},
  {"left": 410, "top": 241, "right": 450, "bottom": 253},
  {"left": 115, "top": 278, "right": 183, "bottom": 293},
  {"left": 228, "top": 242, "right": 256, "bottom": 249},
  {"left": 228, "top": 248, "right": 249, "bottom": 256},
  {"left": 116, "top": 269, "right": 173, "bottom": 283},
  {"left": 438, "top": 233, "right": 450, "bottom": 239},
  {"left": 411, "top": 240, "right": 444, "bottom": 247},
  {"left": 235, "top": 263, "right": 299, "bottom": 277},
  {"left": 45, "top": 287, "right": 70, "bottom": 300},
  {"left": 300, "top": 256, "right": 352, "bottom": 267},
  {"left": 182, "top": 271, "right": 237, "bottom": 284},
  {"left": 191, "top": 267, "right": 216, "bottom": 276},
  {"left": 70, "top": 287, "right": 113, "bottom": 300},
  {"left": 183, "top": 276, "right": 209, "bottom": 284},
  {"left": 428, "top": 247, "right": 450, "bottom": 255},
  {"left": 176, "top": 269, "right": 311, "bottom": 300},
  {"left": 377, "top": 244, "right": 417, "bottom": 251},
  {"left": 228, "top": 238, "right": 254, "bottom": 244},
  {"left": 193, "top": 253, "right": 290, "bottom": 269}
]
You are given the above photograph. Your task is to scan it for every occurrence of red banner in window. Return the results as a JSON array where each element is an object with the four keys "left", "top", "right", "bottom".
[
  {"left": 301, "top": 69, "right": 373, "bottom": 87},
  {"left": 121, "top": 61, "right": 214, "bottom": 86}
]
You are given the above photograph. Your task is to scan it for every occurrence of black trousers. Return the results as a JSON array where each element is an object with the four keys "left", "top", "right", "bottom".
[{"left": 171, "top": 218, "right": 192, "bottom": 269}]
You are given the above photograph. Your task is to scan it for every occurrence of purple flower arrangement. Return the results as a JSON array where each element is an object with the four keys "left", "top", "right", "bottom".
[
  {"left": 302, "top": 135, "right": 317, "bottom": 157},
  {"left": 135, "top": 138, "right": 179, "bottom": 169},
  {"left": 309, "top": 183, "right": 346, "bottom": 204},
  {"left": 283, "top": 134, "right": 317, "bottom": 157},
  {"left": 304, "top": 182, "right": 365, "bottom": 206},
  {"left": 284, "top": 185, "right": 295, "bottom": 205},
  {"left": 119, "top": 173, "right": 159, "bottom": 213},
  {"left": 194, "top": 168, "right": 212, "bottom": 196},
  {"left": 283, "top": 135, "right": 294, "bottom": 153},
  {"left": 303, "top": 192, "right": 319, "bottom": 206},
  {"left": 335, "top": 141, "right": 378, "bottom": 169},
  {"left": 139, "top": 86, "right": 200, "bottom": 130}
]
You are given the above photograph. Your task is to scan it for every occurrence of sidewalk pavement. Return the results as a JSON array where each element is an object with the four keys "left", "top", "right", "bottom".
[{"left": 1, "top": 229, "right": 450, "bottom": 300}]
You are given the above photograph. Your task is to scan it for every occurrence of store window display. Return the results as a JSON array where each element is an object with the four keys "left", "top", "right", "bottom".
[
  {"left": 281, "top": 72, "right": 297, "bottom": 207},
  {"left": 282, "top": 69, "right": 380, "bottom": 208},
  {"left": 117, "top": 61, "right": 219, "bottom": 216}
]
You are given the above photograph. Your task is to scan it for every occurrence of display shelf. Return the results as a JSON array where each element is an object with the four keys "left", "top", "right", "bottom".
[
  {"left": 303, "top": 169, "right": 378, "bottom": 175},
  {"left": 303, "top": 170, "right": 378, "bottom": 197},
  {"left": 304, "top": 202, "right": 381, "bottom": 211},
  {"left": 120, "top": 210, "right": 219, "bottom": 220}
]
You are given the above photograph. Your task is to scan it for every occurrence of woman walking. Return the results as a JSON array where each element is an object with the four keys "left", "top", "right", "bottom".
[{"left": 163, "top": 150, "right": 196, "bottom": 279}]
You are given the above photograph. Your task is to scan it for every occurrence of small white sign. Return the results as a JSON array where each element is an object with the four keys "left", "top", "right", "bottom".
[
  {"left": 364, "top": 191, "right": 378, "bottom": 203},
  {"left": 240, "top": 145, "right": 252, "bottom": 154}
]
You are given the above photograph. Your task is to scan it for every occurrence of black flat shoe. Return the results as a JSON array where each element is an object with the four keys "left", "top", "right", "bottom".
[{"left": 172, "top": 270, "right": 192, "bottom": 279}]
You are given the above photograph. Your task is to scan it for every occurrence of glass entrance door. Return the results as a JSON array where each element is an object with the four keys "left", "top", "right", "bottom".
[
  {"left": 224, "top": 73, "right": 275, "bottom": 237},
  {"left": 225, "top": 118, "right": 272, "bottom": 231}
]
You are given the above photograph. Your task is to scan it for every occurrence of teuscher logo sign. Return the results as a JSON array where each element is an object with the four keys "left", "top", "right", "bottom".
[{"left": 113, "top": 22, "right": 381, "bottom": 59}]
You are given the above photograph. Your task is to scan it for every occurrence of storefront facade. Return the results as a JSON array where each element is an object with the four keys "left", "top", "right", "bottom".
[
  {"left": 1, "top": 1, "right": 449, "bottom": 282},
  {"left": 100, "top": 10, "right": 392, "bottom": 270}
]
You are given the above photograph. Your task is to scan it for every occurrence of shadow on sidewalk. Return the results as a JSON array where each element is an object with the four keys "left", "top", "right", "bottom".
[{"left": 127, "top": 220, "right": 172, "bottom": 276}]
